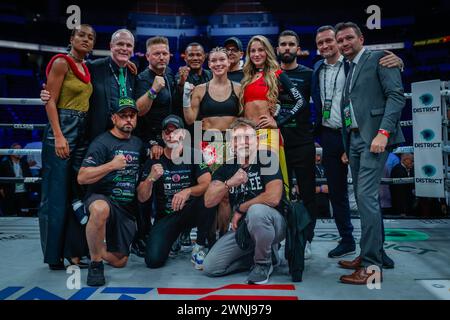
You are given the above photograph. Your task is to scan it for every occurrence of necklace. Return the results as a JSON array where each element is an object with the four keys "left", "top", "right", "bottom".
[{"left": 68, "top": 52, "right": 84, "bottom": 63}]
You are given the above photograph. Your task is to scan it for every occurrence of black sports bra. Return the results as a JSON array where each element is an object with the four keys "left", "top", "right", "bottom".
[{"left": 198, "top": 81, "right": 240, "bottom": 119}]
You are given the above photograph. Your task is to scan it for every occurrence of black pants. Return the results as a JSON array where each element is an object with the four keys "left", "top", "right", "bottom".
[
  {"left": 145, "top": 196, "right": 216, "bottom": 268},
  {"left": 320, "top": 127, "right": 355, "bottom": 244},
  {"left": 286, "top": 142, "right": 318, "bottom": 243},
  {"left": 38, "top": 109, "right": 89, "bottom": 264}
]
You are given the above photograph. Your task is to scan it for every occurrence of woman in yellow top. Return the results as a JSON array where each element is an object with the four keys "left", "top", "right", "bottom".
[{"left": 39, "top": 24, "right": 96, "bottom": 270}]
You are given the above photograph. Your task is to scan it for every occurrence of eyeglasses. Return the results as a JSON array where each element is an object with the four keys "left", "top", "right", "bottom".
[{"left": 226, "top": 48, "right": 240, "bottom": 53}]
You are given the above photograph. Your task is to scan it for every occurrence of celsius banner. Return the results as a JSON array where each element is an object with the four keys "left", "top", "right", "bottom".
[{"left": 412, "top": 79, "right": 444, "bottom": 198}]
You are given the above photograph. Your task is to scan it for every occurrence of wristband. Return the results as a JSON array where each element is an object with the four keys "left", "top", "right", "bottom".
[
  {"left": 224, "top": 180, "right": 231, "bottom": 191},
  {"left": 319, "top": 185, "right": 323, "bottom": 193},
  {"left": 183, "top": 82, "right": 193, "bottom": 108},
  {"left": 148, "top": 175, "right": 156, "bottom": 182},
  {"left": 378, "top": 129, "right": 390, "bottom": 138},
  {"left": 236, "top": 206, "right": 245, "bottom": 215},
  {"left": 147, "top": 88, "right": 157, "bottom": 100}
]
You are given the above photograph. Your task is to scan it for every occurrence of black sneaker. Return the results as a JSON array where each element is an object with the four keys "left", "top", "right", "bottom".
[
  {"left": 48, "top": 261, "right": 65, "bottom": 270},
  {"left": 87, "top": 261, "right": 105, "bottom": 287},
  {"left": 180, "top": 229, "right": 192, "bottom": 252},
  {"left": 382, "top": 250, "right": 395, "bottom": 269},
  {"left": 130, "top": 239, "right": 146, "bottom": 258},
  {"left": 328, "top": 242, "right": 356, "bottom": 258},
  {"left": 169, "top": 236, "right": 181, "bottom": 257}
]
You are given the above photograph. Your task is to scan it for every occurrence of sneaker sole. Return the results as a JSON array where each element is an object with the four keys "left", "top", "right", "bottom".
[
  {"left": 248, "top": 265, "right": 273, "bottom": 285},
  {"left": 328, "top": 250, "right": 356, "bottom": 258},
  {"left": 181, "top": 245, "right": 193, "bottom": 253},
  {"left": 87, "top": 279, "right": 105, "bottom": 287},
  {"left": 194, "top": 263, "right": 204, "bottom": 270}
]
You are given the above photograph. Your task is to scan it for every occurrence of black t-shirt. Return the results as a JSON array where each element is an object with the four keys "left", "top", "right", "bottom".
[
  {"left": 213, "top": 151, "right": 284, "bottom": 213},
  {"left": 135, "top": 67, "right": 176, "bottom": 143},
  {"left": 279, "top": 64, "right": 314, "bottom": 150},
  {"left": 227, "top": 70, "right": 244, "bottom": 83},
  {"left": 82, "top": 131, "right": 146, "bottom": 209},
  {"left": 140, "top": 148, "right": 210, "bottom": 217}
]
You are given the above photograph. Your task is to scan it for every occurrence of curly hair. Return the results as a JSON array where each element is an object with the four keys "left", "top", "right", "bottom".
[{"left": 240, "top": 35, "right": 280, "bottom": 109}]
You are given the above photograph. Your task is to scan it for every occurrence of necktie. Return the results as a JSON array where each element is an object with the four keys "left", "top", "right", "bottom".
[
  {"left": 342, "top": 62, "right": 355, "bottom": 127},
  {"left": 343, "top": 61, "right": 355, "bottom": 99},
  {"left": 118, "top": 67, "right": 126, "bottom": 97}
]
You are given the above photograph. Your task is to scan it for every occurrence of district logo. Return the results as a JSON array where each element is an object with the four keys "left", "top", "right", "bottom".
[
  {"left": 421, "top": 165, "right": 436, "bottom": 177},
  {"left": 419, "top": 93, "right": 433, "bottom": 106},
  {"left": 420, "top": 129, "right": 435, "bottom": 141}
]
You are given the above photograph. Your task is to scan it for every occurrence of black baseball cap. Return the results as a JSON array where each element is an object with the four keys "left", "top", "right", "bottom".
[
  {"left": 224, "top": 37, "right": 243, "bottom": 52},
  {"left": 114, "top": 96, "right": 138, "bottom": 114},
  {"left": 162, "top": 114, "right": 184, "bottom": 130}
]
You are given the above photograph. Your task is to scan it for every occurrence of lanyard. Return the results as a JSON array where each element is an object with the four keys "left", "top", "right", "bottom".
[
  {"left": 323, "top": 63, "right": 342, "bottom": 101},
  {"left": 109, "top": 63, "right": 127, "bottom": 97}
]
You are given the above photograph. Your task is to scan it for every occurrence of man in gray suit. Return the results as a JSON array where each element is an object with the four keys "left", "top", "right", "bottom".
[{"left": 334, "top": 22, "right": 405, "bottom": 285}]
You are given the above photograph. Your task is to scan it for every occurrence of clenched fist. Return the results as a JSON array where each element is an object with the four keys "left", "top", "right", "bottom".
[
  {"left": 178, "top": 66, "right": 190, "bottom": 87},
  {"left": 226, "top": 168, "right": 248, "bottom": 188},
  {"left": 149, "top": 163, "right": 164, "bottom": 181},
  {"left": 110, "top": 154, "right": 127, "bottom": 171},
  {"left": 152, "top": 75, "right": 165, "bottom": 93}
]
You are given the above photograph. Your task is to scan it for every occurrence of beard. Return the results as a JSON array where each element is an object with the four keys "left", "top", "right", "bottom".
[
  {"left": 165, "top": 141, "right": 181, "bottom": 149},
  {"left": 278, "top": 52, "right": 296, "bottom": 64},
  {"left": 118, "top": 124, "right": 133, "bottom": 133}
]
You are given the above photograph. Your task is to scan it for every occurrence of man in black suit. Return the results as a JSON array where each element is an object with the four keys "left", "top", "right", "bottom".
[
  {"left": 85, "top": 29, "right": 136, "bottom": 141},
  {"left": 0, "top": 143, "right": 32, "bottom": 216},
  {"left": 41, "top": 29, "right": 137, "bottom": 142},
  {"left": 390, "top": 153, "right": 415, "bottom": 215}
]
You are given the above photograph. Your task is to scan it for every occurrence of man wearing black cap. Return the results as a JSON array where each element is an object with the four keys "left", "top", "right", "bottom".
[
  {"left": 78, "top": 97, "right": 147, "bottom": 286},
  {"left": 224, "top": 37, "right": 244, "bottom": 83},
  {"left": 138, "top": 114, "right": 216, "bottom": 270}
]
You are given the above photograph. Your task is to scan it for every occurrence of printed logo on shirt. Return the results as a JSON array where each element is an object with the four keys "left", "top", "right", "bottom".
[
  {"left": 84, "top": 156, "right": 96, "bottom": 165},
  {"left": 172, "top": 174, "right": 181, "bottom": 183}
]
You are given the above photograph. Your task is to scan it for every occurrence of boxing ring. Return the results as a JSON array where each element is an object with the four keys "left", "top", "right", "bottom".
[{"left": 0, "top": 83, "right": 450, "bottom": 301}]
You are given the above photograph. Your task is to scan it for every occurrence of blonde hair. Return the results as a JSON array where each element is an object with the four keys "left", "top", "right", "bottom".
[
  {"left": 208, "top": 46, "right": 229, "bottom": 59},
  {"left": 240, "top": 35, "right": 280, "bottom": 109},
  {"left": 146, "top": 36, "right": 169, "bottom": 50}
]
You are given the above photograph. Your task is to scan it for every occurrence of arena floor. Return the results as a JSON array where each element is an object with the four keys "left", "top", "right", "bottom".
[{"left": 1, "top": 217, "right": 449, "bottom": 300}]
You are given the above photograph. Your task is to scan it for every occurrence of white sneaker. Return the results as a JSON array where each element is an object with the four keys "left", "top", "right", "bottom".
[
  {"left": 191, "top": 244, "right": 207, "bottom": 270},
  {"left": 304, "top": 241, "right": 312, "bottom": 260},
  {"left": 193, "top": 249, "right": 207, "bottom": 270}
]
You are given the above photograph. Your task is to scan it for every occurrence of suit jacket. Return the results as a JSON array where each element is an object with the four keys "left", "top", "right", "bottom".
[
  {"left": 0, "top": 157, "right": 31, "bottom": 198},
  {"left": 86, "top": 57, "right": 136, "bottom": 141},
  {"left": 311, "top": 59, "right": 325, "bottom": 134},
  {"left": 340, "top": 50, "right": 405, "bottom": 155}
]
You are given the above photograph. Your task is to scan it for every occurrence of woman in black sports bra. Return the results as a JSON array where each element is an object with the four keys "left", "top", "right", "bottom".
[
  {"left": 183, "top": 48, "right": 242, "bottom": 234},
  {"left": 183, "top": 47, "right": 241, "bottom": 132}
]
